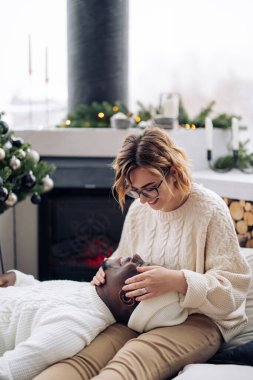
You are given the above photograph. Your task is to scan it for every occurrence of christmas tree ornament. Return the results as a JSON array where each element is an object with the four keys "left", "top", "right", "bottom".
[
  {"left": 4, "top": 141, "right": 12, "bottom": 150},
  {"left": 5, "top": 192, "right": 18, "bottom": 207},
  {"left": 9, "top": 156, "right": 21, "bottom": 170},
  {"left": 11, "top": 136, "right": 24, "bottom": 148},
  {"left": 0, "top": 187, "right": 8, "bottom": 204},
  {"left": 8, "top": 175, "right": 16, "bottom": 185},
  {"left": 21, "top": 171, "right": 36, "bottom": 189},
  {"left": 31, "top": 192, "right": 41, "bottom": 204},
  {"left": 0, "top": 148, "right": 6, "bottom": 160},
  {"left": 27, "top": 149, "right": 40, "bottom": 163},
  {"left": 16, "top": 149, "right": 26, "bottom": 160},
  {"left": 0, "top": 120, "right": 9, "bottom": 134},
  {"left": 42, "top": 175, "right": 54, "bottom": 192}
]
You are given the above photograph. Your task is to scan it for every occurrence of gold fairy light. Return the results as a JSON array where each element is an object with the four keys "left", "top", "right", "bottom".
[
  {"left": 65, "top": 119, "right": 71, "bottom": 125},
  {"left": 112, "top": 106, "right": 119, "bottom": 112},
  {"left": 98, "top": 112, "right": 105, "bottom": 118},
  {"left": 135, "top": 116, "right": 141, "bottom": 123}
]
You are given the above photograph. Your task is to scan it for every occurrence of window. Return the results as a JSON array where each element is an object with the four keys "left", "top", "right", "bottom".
[{"left": 1, "top": 0, "right": 253, "bottom": 138}]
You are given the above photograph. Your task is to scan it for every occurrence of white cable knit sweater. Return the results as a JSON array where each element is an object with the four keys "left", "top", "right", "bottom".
[
  {"left": 0, "top": 272, "right": 115, "bottom": 380},
  {"left": 112, "top": 183, "right": 252, "bottom": 341},
  {"left": 0, "top": 272, "right": 188, "bottom": 379}
]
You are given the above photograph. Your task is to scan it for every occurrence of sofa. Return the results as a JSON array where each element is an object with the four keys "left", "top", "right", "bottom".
[{"left": 173, "top": 248, "right": 253, "bottom": 379}]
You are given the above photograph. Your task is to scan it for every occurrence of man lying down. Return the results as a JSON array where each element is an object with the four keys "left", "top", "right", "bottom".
[{"left": 0, "top": 254, "right": 188, "bottom": 380}]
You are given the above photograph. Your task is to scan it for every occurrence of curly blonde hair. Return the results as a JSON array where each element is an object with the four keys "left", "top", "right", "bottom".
[{"left": 112, "top": 127, "right": 192, "bottom": 209}]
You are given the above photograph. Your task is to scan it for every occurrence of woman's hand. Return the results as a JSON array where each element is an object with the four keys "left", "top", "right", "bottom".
[
  {"left": 91, "top": 262, "right": 106, "bottom": 286},
  {"left": 0, "top": 271, "right": 16, "bottom": 287},
  {"left": 122, "top": 265, "right": 188, "bottom": 301}
]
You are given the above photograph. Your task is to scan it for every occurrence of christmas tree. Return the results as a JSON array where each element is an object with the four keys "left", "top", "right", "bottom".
[
  {"left": 0, "top": 113, "right": 56, "bottom": 272},
  {"left": 0, "top": 114, "right": 55, "bottom": 214}
]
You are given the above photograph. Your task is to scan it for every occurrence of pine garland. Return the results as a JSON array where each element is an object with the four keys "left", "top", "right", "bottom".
[
  {"left": 56, "top": 98, "right": 247, "bottom": 130},
  {"left": 136, "top": 98, "right": 245, "bottom": 129},
  {"left": 214, "top": 140, "right": 253, "bottom": 171},
  {"left": 57, "top": 101, "right": 129, "bottom": 129},
  {"left": 178, "top": 99, "right": 243, "bottom": 129}
]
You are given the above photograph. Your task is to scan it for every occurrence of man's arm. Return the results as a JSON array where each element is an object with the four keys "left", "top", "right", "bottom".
[
  {"left": 0, "top": 306, "right": 110, "bottom": 380},
  {"left": 0, "top": 270, "right": 39, "bottom": 287}
]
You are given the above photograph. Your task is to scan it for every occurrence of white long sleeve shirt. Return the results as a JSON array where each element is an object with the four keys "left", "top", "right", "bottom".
[
  {"left": 112, "top": 183, "right": 252, "bottom": 341},
  {"left": 0, "top": 271, "right": 115, "bottom": 380}
]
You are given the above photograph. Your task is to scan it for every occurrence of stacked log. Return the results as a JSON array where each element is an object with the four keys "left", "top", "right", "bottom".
[{"left": 225, "top": 198, "right": 253, "bottom": 248}]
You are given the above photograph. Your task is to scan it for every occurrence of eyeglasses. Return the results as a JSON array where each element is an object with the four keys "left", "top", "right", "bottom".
[{"left": 126, "top": 170, "right": 169, "bottom": 200}]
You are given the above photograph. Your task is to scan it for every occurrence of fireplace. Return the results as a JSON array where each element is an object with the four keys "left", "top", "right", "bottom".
[{"left": 38, "top": 157, "right": 132, "bottom": 281}]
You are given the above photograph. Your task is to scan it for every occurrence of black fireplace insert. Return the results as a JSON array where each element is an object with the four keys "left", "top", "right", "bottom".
[{"left": 39, "top": 157, "right": 132, "bottom": 281}]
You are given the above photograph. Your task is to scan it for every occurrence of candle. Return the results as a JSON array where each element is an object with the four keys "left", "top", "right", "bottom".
[
  {"left": 232, "top": 117, "right": 239, "bottom": 150},
  {"left": 205, "top": 117, "right": 213, "bottom": 150},
  {"left": 163, "top": 95, "right": 179, "bottom": 118},
  {"left": 28, "top": 34, "right": 32, "bottom": 75},
  {"left": 45, "top": 46, "right": 49, "bottom": 83}
]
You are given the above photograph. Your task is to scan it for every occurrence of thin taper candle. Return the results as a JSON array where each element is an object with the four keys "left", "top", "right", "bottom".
[
  {"left": 232, "top": 117, "right": 239, "bottom": 151},
  {"left": 28, "top": 34, "right": 32, "bottom": 75},
  {"left": 45, "top": 47, "right": 49, "bottom": 84}
]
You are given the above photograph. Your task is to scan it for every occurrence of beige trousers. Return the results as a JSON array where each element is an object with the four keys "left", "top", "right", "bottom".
[{"left": 34, "top": 314, "right": 222, "bottom": 380}]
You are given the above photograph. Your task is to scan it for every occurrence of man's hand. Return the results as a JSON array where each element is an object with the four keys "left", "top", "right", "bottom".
[{"left": 0, "top": 271, "right": 16, "bottom": 287}]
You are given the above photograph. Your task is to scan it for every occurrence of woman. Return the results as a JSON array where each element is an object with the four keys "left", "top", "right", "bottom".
[{"left": 35, "top": 127, "right": 251, "bottom": 380}]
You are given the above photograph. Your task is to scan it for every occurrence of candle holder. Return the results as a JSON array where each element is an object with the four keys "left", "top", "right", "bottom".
[{"left": 207, "top": 149, "right": 253, "bottom": 174}]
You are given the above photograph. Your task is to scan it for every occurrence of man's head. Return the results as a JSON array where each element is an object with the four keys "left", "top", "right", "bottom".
[{"left": 96, "top": 254, "right": 146, "bottom": 324}]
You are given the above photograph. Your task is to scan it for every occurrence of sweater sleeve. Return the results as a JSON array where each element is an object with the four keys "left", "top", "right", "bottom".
[
  {"left": 9, "top": 270, "right": 40, "bottom": 287},
  {"left": 0, "top": 306, "right": 104, "bottom": 380},
  {"left": 180, "top": 203, "right": 252, "bottom": 319}
]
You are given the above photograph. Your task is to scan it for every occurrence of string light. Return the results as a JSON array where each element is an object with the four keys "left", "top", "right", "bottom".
[
  {"left": 65, "top": 119, "right": 71, "bottom": 126},
  {"left": 135, "top": 116, "right": 141, "bottom": 123},
  {"left": 184, "top": 123, "right": 196, "bottom": 129},
  {"left": 98, "top": 112, "right": 105, "bottom": 118},
  {"left": 112, "top": 106, "right": 119, "bottom": 112}
]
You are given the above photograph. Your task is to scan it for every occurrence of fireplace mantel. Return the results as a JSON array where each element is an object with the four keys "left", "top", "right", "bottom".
[
  {"left": 17, "top": 128, "right": 253, "bottom": 200},
  {"left": 17, "top": 128, "right": 228, "bottom": 170},
  {"left": 0, "top": 128, "right": 252, "bottom": 277}
]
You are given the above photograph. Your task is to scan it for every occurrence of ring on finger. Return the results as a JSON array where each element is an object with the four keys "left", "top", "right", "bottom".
[{"left": 140, "top": 287, "right": 148, "bottom": 295}]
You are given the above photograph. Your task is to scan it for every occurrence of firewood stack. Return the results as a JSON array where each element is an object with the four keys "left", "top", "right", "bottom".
[{"left": 224, "top": 199, "right": 253, "bottom": 248}]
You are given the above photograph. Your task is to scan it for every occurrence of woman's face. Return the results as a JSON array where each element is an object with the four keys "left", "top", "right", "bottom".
[{"left": 128, "top": 167, "right": 182, "bottom": 212}]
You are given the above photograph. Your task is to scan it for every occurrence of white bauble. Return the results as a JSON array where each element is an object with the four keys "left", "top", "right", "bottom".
[
  {"left": 27, "top": 149, "right": 40, "bottom": 163},
  {"left": 5, "top": 192, "right": 18, "bottom": 207},
  {"left": 42, "top": 175, "right": 54, "bottom": 192},
  {"left": 17, "top": 149, "right": 26, "bottom": 159},
  {"left": 10, "top": 156, "right": 21, "bottom": 170},
  {"left": 0, "top": 148, "right": 6, "bottom": 160},
  {"left": 4, "top": 141, "right": 12, "bottom": 150}
]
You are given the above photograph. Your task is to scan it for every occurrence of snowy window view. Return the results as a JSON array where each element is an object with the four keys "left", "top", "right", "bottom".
[
  {"left": 0, "top": 0, "right": 67, "bottom": 130},
  {"left": 0, "top": 0, "right": 253, "bottom": 134}
]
